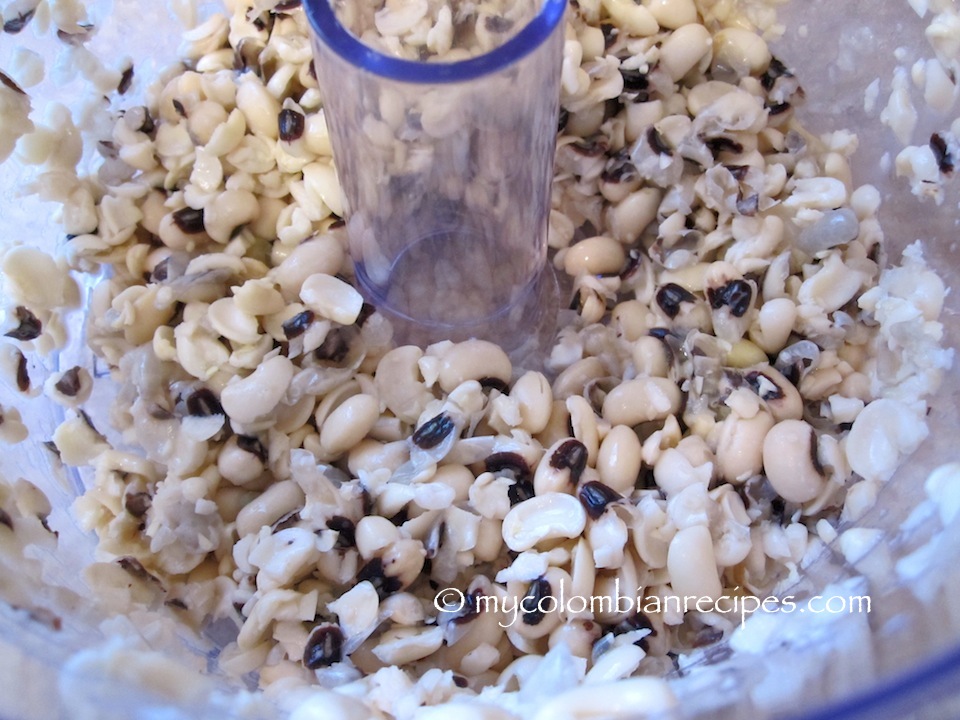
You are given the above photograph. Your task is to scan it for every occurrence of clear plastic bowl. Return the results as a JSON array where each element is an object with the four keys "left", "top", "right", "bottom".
[{"left": 2, "top": 0, "right": 960, "bottom": 718}]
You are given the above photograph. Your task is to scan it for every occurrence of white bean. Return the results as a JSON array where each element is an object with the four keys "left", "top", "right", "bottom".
[
  {"left": 667, "top": 524, "right": 722, "bottom": 601},
  {"left": 596, "top": 425, "right": 642, "bottom": 494},
  {"left": 320, "top": 393, "right": 379, "bottom": 456},
  {"left": 220, "top": 354, "right": 294, "bottom": 424},
  {"left": 762, "top": 419, "right": 827, "bottom": 503},
  {"left": 300, "top": 273, "right": 364, "bottom": 325},
  {"left": 501, "top": 493, "right": 587, "bottom": 552},
  {"left": 602, "top": 377, "right": 681, "bottom": 426}
]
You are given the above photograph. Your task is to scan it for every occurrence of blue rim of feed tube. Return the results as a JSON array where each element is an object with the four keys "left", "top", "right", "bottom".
[{"left": 303, "top": 0, "right": 566, "bottom": 83}]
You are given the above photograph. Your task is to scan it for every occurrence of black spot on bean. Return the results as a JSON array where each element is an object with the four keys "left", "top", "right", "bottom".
[
  {"left": 479, "top": 377, "right": 510, "bottom": 394},
  {"left": 704, "top": 136, "right": 744, "bottom": 157},
  {"left": 327, "top": 516, "right": 356, "bottom": 548},
  {"left": 450, "top": 590, "right": 482, "bottom": 625},
  {"left": 453, "top": 675, "right": 469, "bottom": 688},
  {"left": 549, "top": 439, "right": 588, "bottom": 485},
  {"left": 601, "top": 22, "right": 618, "bottom": 47},
  {"left": 737, "top": 193, "right": 759, "bottom": 216},
  {"left": 619, "top": 67, "right": 649, "bottom": 93},
  {"left": 355, "top": 302, "right": 376, "bottom": 327},
  {"left": 0, "top": 507, "right": 12, "bottom": 530},
  {"left": 619, "top": 248, "right": 644, "bottom": 282},
  {"left": 42, "top": 441, "right": 61, "bottom": 460},
  {"left": 303, "top": 624, "right": 344, "bottom": 669},
  {"left": 578, "top": 480, "right": 623, "bottom": 519},
  {"left": 809, "top": 429, "right": 825, "bottom": 476},
  {"left": 760, "top": 57, "right": 792, "bottom": 91},
  {"left": 707, "top": 279, "right": 752, "bottom": 317},
  {"left": 485, "top": 452, "right": 531, "bottom": 482},
  {"left": 602, "top": 151, "right": 639, "bottom": 185},
  {"left": 766, "top": 101, "right": 791, "bottom": 116},
  {"left": 117, "top": 65, "right": 134, "bottom": 95},
  {"left": 236, "top": 435, "right": 267, "bottom": 462},
  {"left": 15, "top": 352, "right": 29, "bottom": 393},
  {"left": 520, "top": 577, "right": 552, "bottom": 626},
  {"left": 150, "top": 257, "right": 171, "bottom": 283},
  {"left": 656, "top": 283, "right": 696, "bottom": 319},
  {"left": 56, "top": 24, "right": 94, "bottom": 46},
  {"left": 647, "top": 126, "right": 672, "bottom": 156},
  {"left": 124, "top": 491, "right": 152, "bottom": 519},
  {"left": 272, "top": 510, "right": 301, "bottom": 533},
  {"left": 484, "top": 15, "right": 513, "bottom": 32},
  {"left": 278, "top": 108, "right": 305, "bottom": 142},
  {"left": 118, "top": 556, "right": 162, "bottom": 586},
  {"left": 165, "top": 598, "right": 188, "bottom": 610},
  {"left": 388, "top": 508, "right": 409, "bottom": 526},
  {"left": 557, "top": 108, "right": 569, "bottom": 133},
  {"left": 55, "top": 367, "right": 82, "bottom": 397},
  {"left": 744, "top": 371, "right": 785, "bottom": 401},
  {"left": 572, "top": 136, "right": 608, "bottom": 157},
  {"left": 5, "top": 306, "right": 42, "bottom": 341},
  {"left": 148, "top": 403, "right": 175, "bottom": 420},
  {"left": 0, "top": 70, "right": 25, "bottom": 95},
  {"left": 931, "top": 133, "right": 954, "bottom": 174},
  {"left": 3, "top": 9, "right": 35, "bottom": 33},
  {"left": 356, "top": 557, "right": 402, "bottom": 600},
  {"left": 172, "top": 206, "right": 205, "bottom": 234},
  {"left": 282, "top": 309, "right": 314, "bottom": 339},
  {"left": 508, "top": 477, "right": 535, "bottom": 506},
  {"left": 412, "top": 413, "right": 456, "bottom": 450},
  {"left": 172, "top": 99, "right": 187, "bottom": 118},
  {"left": 185, "top": 388, "right": 223, "bottom": 417},
  {"left": 613, "top": 612, "right": 655, "bottom": 651}
]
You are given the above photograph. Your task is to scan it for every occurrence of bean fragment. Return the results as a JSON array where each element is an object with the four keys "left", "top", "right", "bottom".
[
  {"left": 707, "top": 279, "right": 752, "bottom": 317},
  {"left": 3, "top": 10, "right": 35, "bottom": 33},
  {"left": 356, "top": 557, "right": 402, "bottom": 600},
  {"left": 578, "top": 480, "right": 623, "bottom": 519},
  {"left": 520, "top": 577, "right": 552, "bottom": 626},
  {"left": 656, "top": 283, "right": 696, "bottom": 319},
  {"left": 118, "top": 65, "right": 134, "bottom": 95},
  {"left": 5, "top": 306, "right": 41, "bottom": 341},
  {"left": 0, "top": 507, "right": 12, "bottom": 530},
  {"left": 278, "top": 108, "right": 305, "bottom": 142},
  {"left": 412, "top": 413, "right": 456, "bottom": 450},
  {"left": 930, "top": 133, "right": 954, "bottom": 174},
  {"left": 327, "top": 516, "right": 356, "bottom": 548},
  {"left": 124, "top": 492, "right": 152, "bottom": 518},
  {"left": 185, "top": 388, "right": 223, "bottom": 417},
  {"left": 303, "top": 623, "right": 344, "bottom": 669},
  {"left": 55, "top": 367, "right": 82, "bottom": 397},
  {"left": 282, "top": 309, "right": 315, "bottom": 339},
  {"left": 549, "top": 439, "right": 588, "bottom": 485},
  {"left": 15, "top": 352, "right": 28, "bottom": 392},
  {"left": 171, "top": 207, "right": 205, "bottom": 234}
]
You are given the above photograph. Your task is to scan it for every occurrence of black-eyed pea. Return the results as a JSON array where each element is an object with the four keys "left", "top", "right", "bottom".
[
  {"left": 606, "top": 187, "right": 661, "bottom": 244},
  {"left": 235, "top": 480, "right": 305, "bottom": 538},
  {"left": 631, "top": 336, "right": 670, "bottom": 378},
  {"left": 762, "top": 419, "right": 827, "bottom": 503},
  {"left": 509, "top": 567, "right": 570, "bottom": 640},
  {"left": 208, "top": 297, "right": 260, "bottom": 345},
  {"left": 552, "top": 357, "right": 606, "bottom": 400},
  {"left": 743, "top": 365, "right": 802, "bottom": 421},
  {"left": 534, "top": 438, "right": 589, "bottom": 496},
  {"left": 438, "top": 339, "right": 512, "bottom": 394},
  {"left": 187, "top": 100, "right": 228, "bottom": 145},
  {"left": 296, "top": 274, "right": 361, "bottom": 328},
  {"left": 217, "top": 435, "right": 267, "bottom": 487},
  {"left": 381, "top": 538, "right": 426, "bottom": 589},
  {"left": 567, "top": 395, "right": 600, "bottom": 466},
  {"left": 602, "top": 377, "right": 681, "bottom": 427},
  {"left": 715, "top": 410, "right": 774, "bottom": 483},
  {"left": 659, "top": 23, "right": 712, "bottom": 82},
  {"left": 355, "top": 516, "right": 401, "bottom": 560},
  {"left": 434, "top": 464, "right": 473, "bottom": 504},
  {"left": 509, "top": 371, "right": 553, "bottom": 436},
  {"left": 597, "top": 425, "right": 642, "bottom": 495},
  {"left": 348, "top": 438, "right": 410, "bottom": 476},
  {"left": 563, "top": 236, "right": 626, "bottom": 277},
  {"left": 236, "top": 74, "right": 280, "bottom": 139},
  {"left": 611, "top": 300, "right": 654, "bottom": 342},
  {"left": 319, "top": 393, "right": 379, "bottom": 457},
  {"left": 749, "top": 297, "right": 797, "bottom": 354},
  {"left": 375, "top": 346, "right": 433, "bottom": 425},
  {"left": 645, "top": 0, "right": 696, "bottom": 28},
  {"left": 473, "top": 517, "right": 504, "bottom": 562},
  {"left": 204, "top": 189, "right": 259, "bottom": 243},
  {"left": 600, "top": 0, "right": 658, "bottom": 35},
  {"left": 666, "top": 524, "right": 723, "bottom": 602},
  {"left": 712, "top": 28, "right": 772, "bottom": 77},
  {"left": 220, "top": 354, "right": 294, "bottom": 424},
  {"left": 501, "top": 493, "right": 587, "bottom": 552}
]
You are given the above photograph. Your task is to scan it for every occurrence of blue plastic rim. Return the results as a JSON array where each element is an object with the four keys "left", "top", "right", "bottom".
[{"left": 303, "top": 0, "right": 567, "bottom": 83}]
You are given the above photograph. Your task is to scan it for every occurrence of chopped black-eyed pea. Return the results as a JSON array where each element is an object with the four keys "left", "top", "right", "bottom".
[
  {"left": 485, "top": 452, "right": 532, "bottom": 482},
  {"left": 172, "top": 206, "right": 205, "bottom": 234},
  {"left": 412, "top": 413, "right": 456, "bottom": 450},
  {"left": 172, "top": 99, "right": 187, "bottom": 118},
  {"left": 737, "top": 193, "right": 759, "bottom": 216},
  {"left": 647, "top": 126, "right": 672, "bottom": 156},
  {"left": 0, "top": 507, "right": 12, "bottom": 530},
  {"left": 760, "top": 56, "right": 792, "bottom": 91},
  {"left": 578, "top": 480, "right": 623, "bottom": 519},
  {"left": 453, "top": 675, "right": 469, "bottom": 688},
  {"left": 124, "top": 492, "right": 152, "bottom": 519},
  {"left": 117, "top": 65, "right": 134, "bottom": 95},
  {"left": 549, "top": 439, "right": 588, "bottom": 484},
  {"left": 55, "top": 367, "right": 83, "bottom": 397},
  {"left": 302, "top": 623, "right": 344, "bottom": 669},
  {"left": 356, "top": 557, "right": 402, "bottom": 600},
  {"left": 278, "top": 108, "right": 305, "bottom": 142},
  {"left": 520, "top": 577, "right": 552, "bottom": 626},
  {"left": 236, "top": 435, "right": 268, "bottom": 461},
  {"left": 619, "top": 67, "right": 649, "bottom": 93},
  {"left": 931, "top": 133, "right": 954, "bottom": 174},
  {"left": 117, "top": 556, "right": 162, "bottom": 586},
  {"left": 656, "top": 283, "right": 696, "bottom": 319},
  {"left": 508, "top": 477, "right": 536, "bottom": 506},
  {"left": 3, "top": 9, "right": 35, "bottom": 33},
  {"left": 5, "top": 306, "right": 42, "bottom": 341},
  {"left": 15, "top": 351, "right": 29, "bottom": 393},
  {"left": 0, "top": 70, "right": 24, "bottom": 94},
  {"left": 449, "top": 590, "right": 482, "bottom": 625},
  {"left": 327, "top": 516, "right": 356, "bottom": 548},
  {"left": 185, "top": 388, "right": 223, "bottom": 417},
  {"left": 282, "top": 309, "right": 315, "bottom": 339},
  {"left": 707, "top": 279, "right": 752, "bottom": 317}
]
